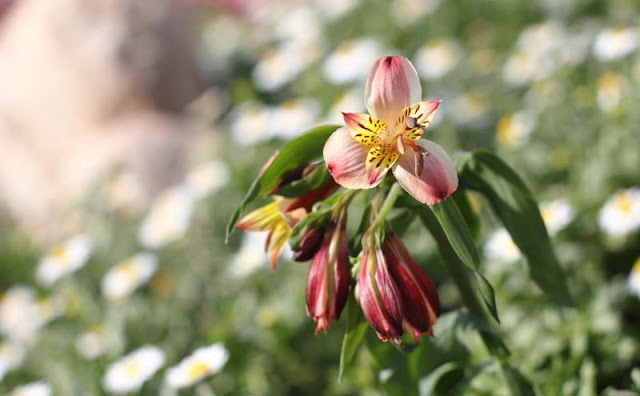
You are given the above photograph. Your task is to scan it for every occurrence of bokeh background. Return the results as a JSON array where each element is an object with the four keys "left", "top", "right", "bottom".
[{"left": 1, "top": 0, "right": 640, "bottom": 394}]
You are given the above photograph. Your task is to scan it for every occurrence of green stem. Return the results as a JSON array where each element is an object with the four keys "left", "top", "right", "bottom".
[{"left": 372, "top": 183, "right": 403, "bottom": 230}]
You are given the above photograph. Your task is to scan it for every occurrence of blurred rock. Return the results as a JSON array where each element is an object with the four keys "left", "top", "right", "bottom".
[{"left": 0, "top": 0, "right": 208, "bottom": 241}]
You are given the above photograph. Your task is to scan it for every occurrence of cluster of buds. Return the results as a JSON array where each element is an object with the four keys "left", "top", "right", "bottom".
[{"left": 236, "top": 55, "right": 458, "bottom": 344}]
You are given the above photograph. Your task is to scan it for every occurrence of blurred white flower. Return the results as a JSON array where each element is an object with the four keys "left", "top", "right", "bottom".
[
  {"left": 271, "top": 98, "right": 320, "bottom": 139},
  {"left": 75, "top": 327, "right": 108, "bottom": 360},
  {"left": 229, "top": 232, "right": 269, "bottom": 278},
  {"left": 274, "top": 7, "right": 321, "bottom": 45},
  {"left": 183, "top": 160, "right": 230, "bottom": 199},
  {"left": 325, "top": 89, "right": 365, "bottom": 124},
  {"left": 229, "top": 102, "right": 275, "bottom": 146},
  {"left": 323, "top": 38, "right": 384, "bottom": 84},
  {"left": 102, "top": 253, "right": 158, "bottom": 301},
  {"left": 314, "top": 0, "right": 359, "bottom": 20},
  {"left": 138, "top": 186, "right": 195, "bottom": 249},
  {"left": 102, "top": 345, "right": 165, "bottom": 394},
  {"left": 503, "top": 51, "right": 543, "bottom": 86},
  {"left": 627, "top": 258, "right": 640, "bottom": 298},
  {"left": 165, "top": 343, "right": 229, "bottom": 389},
  {"left": 414, "top": 38, "right": 462, "bottom": 80},
  {"left": 0, "top": 341, "right": 25, "bottom": 380},
  {"left": 596, "top": 72, "right": 624, "bottom": 112},
  {"left": 253, "top": 41, "right": 320, "bottom": 92},
  {"left": 517, "top": 21, "right": 567, "bottom": 60},
  {"left": 36, "top": 235, "right": 92, "bottom": 286},
  {"left": 484, "top": 229, "right": 521, "bottom": 263},
  {"left": 593, "top": 27, "right": 639, "bottom": 61},
  {"left": 104, "top": 171, "right": 148, "bottom": 214},
  {"left": 449, "top": 93, "right": 490, "bottom": 127},
  {"left": 10, "top": 381, "right": 51, "bottom": 396},
  {"left": 391, "top": 0, "right": 440, "bottom": 25},
  {"left": 496, "top": 110, "right": 536, "bottom": 149},
  {"left": 540, "top": 199, "right": 575, "bottom": 236},
  {"left": 598, "top": 188, "right": 640, "bottom": 237},
  {"left": 0, "top": 286, "right": 42, "bottom": 342},
  {"left": 35, "top": 294, "right": 65, "bottom": 325}
]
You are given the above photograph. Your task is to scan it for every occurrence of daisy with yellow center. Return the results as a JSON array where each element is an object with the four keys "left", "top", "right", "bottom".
[
  {"left": 324, "top": 56, "right": 457, "bottom": 205},
  {"left": 598, "top": 188, "right": 640, "bottom": 237},
  {"left": 540, "top": 198, "right": 575, "bottom": 236},
  {"left": 102, "top": 345, "right": 165, "bottom": 394},
  {"left": 35, "top": 235, "right": 92, "bottom": 286},
  {"left": 101, "top": 253, "right": 158, "bottom": 301},
  {"left": 484, "top": 228, "right": 521, "bottom": 263},
  {"left": 10, "top": 381, "right": 51, "bottom": 396},
  {"left": 165, "top": 343, "right": 229, "bottom": 389},
  {"left": 138, "top": 186, "right": 195, "bottom": 249}
]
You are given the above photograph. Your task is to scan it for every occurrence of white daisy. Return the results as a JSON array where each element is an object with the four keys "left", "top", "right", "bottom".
[
  {"left": 598, "top": 188, "right": 640, "bottom": 237},
  {"left": 540, "top": 199, "right": 575, "bottom": 236},
  {"left": 449, "top": 93, "right": 490, "bottom": 127},
  {"left": 596, "top": 72, "right": 624, "bottom": 112},
  {"left": 593, "top": 27, "right": 639, "bottom": 61},
  {"left": 183, "top": 160, "right": 230, "bottom": 199},
  {"left": 165, "top": 343, "right": 229, "bottom": 389},
  {"left": 627, "top": 258, "right": 640, "bottom": 298},
  {"left": 75, "top": 327, "right": 108, "bottom": 360},
  {"left": 35, "top": 294, "right": 65, "bottom": 325},
  {"left": 35, "top": 235, "right": 92, "bottom": 286},
  {"left": 229, "top": 102, "right": 275, "bottom": 146},
  {"left": 274, "top": 7, "right": 321, "bottom": 45},
  {"left": 102, "top": 345, "right": 165, "bottom": 394},
  {"left": 10, "top": 381, "right": 52, "bottom": 396},
  {"left": 323, "top": 38, "right": 384, "bottom": 84},
  {"left": 0, "top": 286, "right": 41, "bottom": 342},
  {"left": 102, "top": 253, "right": 158, "bottom": 301},
  {"left": 0, "top": 341, "right": 25, "bottom": 380},
  {"left": 414, "top": 38, "right": 462, "bottom": 80},
  {"left": 104, "top": 171, "right": 147, "bottom": 214},
  {"left": 496, "top": 110, "right": 536, "bottom": 149},
  {"left": 391, "top": 0, "right": 440, "bottom": 25},
  {"left": 502, "top": 50, "right": 543, "bottom": 86},
  {"left": 252, "top": 41, "right": 320, "bottom": 92},
  {"left": 484, "top": 229, "right": 521, "bottom": 263},
  {"left": 229, "top": 232, "right": 269, "bottom": 278},
  {"left": 271, "top": 98, "right": 320, "bottom": 139},
  {"left": 314, "top": 0, "right": 359, "bottom": 20},
  {"left": 325, "top": 88, "right": 366, "bottom": 124},
  {"left": 138, "top": 186, "right": 195, "bottom": 249}
]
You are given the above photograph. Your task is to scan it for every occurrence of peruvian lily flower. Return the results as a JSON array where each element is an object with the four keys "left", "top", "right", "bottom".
[
  {"left": 357, "top": 231, "right": 440, "bottom": 344},
  {"left": 323, "top": 56, "right": 458, "bottom": 205},
  {"left": 305, "top": 221, "right": 350, "bottom": 333}
]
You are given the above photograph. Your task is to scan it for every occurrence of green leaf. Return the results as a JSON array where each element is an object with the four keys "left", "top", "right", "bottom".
[
  {"left": 452, "top": 189, "right": 480, "bottom": 240},
  {"left": 226, "top": 124, "right": 340, "bottom": 242},
  {"left": 338, "top": 292, "right": 368, "bottom": 382},
  {"left": 398, "top": 195, "right": 500, "bottom": 324},
  {"left": 276, "top": 164, "right": 332, "bottom": 198},
  {"left": 430, "top": 199, "right": 481, "bottom": 271},
  {"left": 418, "top": 362, "right": 461, "bottom": 396},
  {"left": 455, "top": 150, "right": 572, "bottom": 304}
]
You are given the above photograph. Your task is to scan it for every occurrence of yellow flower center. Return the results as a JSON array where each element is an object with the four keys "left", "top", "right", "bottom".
[
  {"left": 123, "top": 359, "right": 141, "bottom": 377},
  {"left": 187, "top": 361, "right": 211, "bottom": 382},
  {"left": 613, "top": 193, "right": 633, "bottom": 214}
]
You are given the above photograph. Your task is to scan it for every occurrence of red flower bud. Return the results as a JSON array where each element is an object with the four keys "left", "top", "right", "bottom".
[
  {"left": 358, "top": 236, "right": 404, "bottom": 344},
  {"left": 292, "top": 227, "right": 325, "bottom": 262},
  {"left": 305, "top": 223, "right": 350, "bottom": 333},
  {"left": 357, "top": 232, "right": 440, "bottom": 344},
  {"left": 384, "top": 232, "right": 440, "bottom": 341}
]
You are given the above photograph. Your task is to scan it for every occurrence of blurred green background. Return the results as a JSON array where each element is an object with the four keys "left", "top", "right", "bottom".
[{"left": 0, "top": 0, "right": 639, "bottom": 394}]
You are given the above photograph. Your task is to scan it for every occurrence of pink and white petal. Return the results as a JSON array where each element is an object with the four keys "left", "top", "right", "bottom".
[
  {"left": 364, "top": 56, "right": 422, "bottom": 126},
  {"left": 365, "top": 145, "right": 397, "bottom": 186},
  {"left": 323, "top": 127, "right": 371, "bottom": 189},
  {"left": 398, "top": 100, "right": 441, "bottom": 141},
  {"left": 392, "top": 140, "right": 458, "bottom": 205},
  {"left": 342, "top": 112, "right": 387, "bottom": 145}
]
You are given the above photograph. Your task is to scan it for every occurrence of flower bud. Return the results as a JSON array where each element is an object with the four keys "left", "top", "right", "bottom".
[
  {"left": 305, "top": 223, "right": 350, "bottom": 333},
  {"left": 357, "top": 235, "right": 404, "bottom": 344},
  {"left": 384, "top": 232, "right": 440, "bottom": 341},
  {"left": 292, "top": 227, "right": 325, "bottom": 262}
]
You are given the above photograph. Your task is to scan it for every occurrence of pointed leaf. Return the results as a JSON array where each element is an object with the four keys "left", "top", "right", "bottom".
[
  {"left": 455, "top": 150, "right": 572, "bottom": 304},
  {"left": 226, "top": 125, "right": 341, "bottom": 241},
  {"left": 418, "top": 362, "right": 462, "bottom": 396},
  {"left": 276, "top": 164, "right": 333, "bottom": 198},
  {"left": 338, "top": 292, "right": 368, "bottom": 382}
]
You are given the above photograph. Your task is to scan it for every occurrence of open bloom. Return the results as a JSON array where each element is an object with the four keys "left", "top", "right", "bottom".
[
  {"left": 305, "top": 222, "right": 350, "bottom": 333},
  {"left": 165, "top": 343, "right": 229, "bottom": 389},
  {"left": 102, "top": 345, "right": 165, "bottom": 394},
  {"left": 323, "top": 55, "right": 458, "bottom": 205},
  {"left": 357, "top": 232, "right": 440, "bottom": 344}
]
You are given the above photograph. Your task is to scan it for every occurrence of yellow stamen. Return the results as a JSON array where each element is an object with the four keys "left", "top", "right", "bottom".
[{"left": 187, "top": 361, "right": 210, "bottom": 382}]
